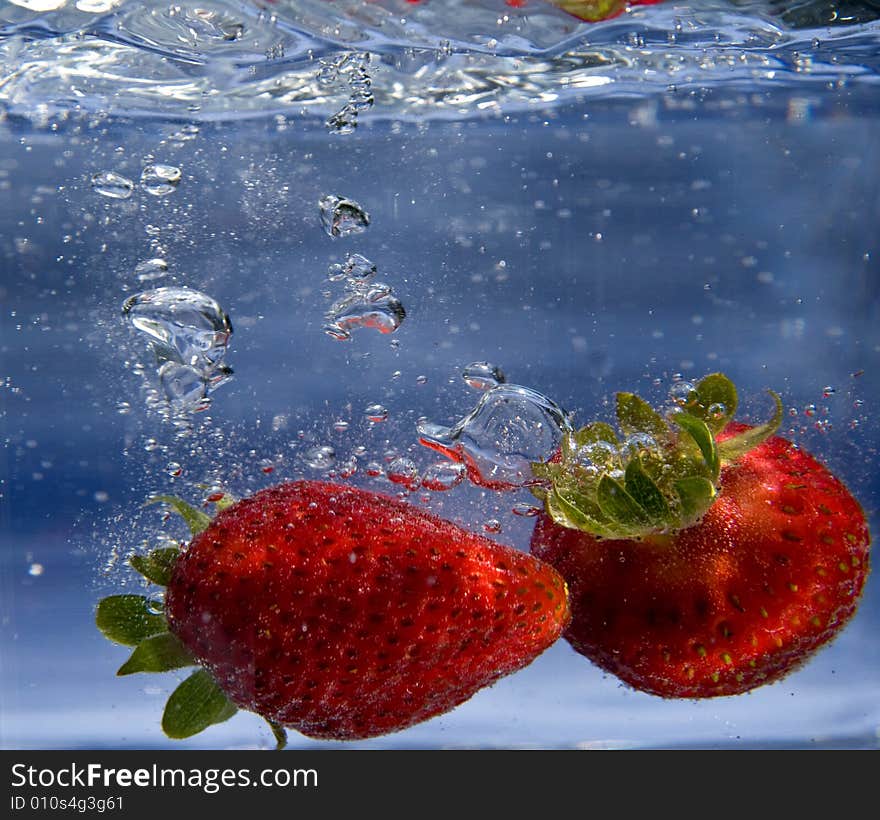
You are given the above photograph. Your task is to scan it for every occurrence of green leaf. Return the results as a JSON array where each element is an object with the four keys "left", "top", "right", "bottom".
[
  {"left": 693, "top": 373, "right": 738, "bottom": 435},
  {"left": 671, "top": 412, "right": 719, "bottom": 478},
  {"left": 572, "top": 421, "right": 619, "bottom": 447},
  {"left": 162, "top": 669, "right": 238, "bottom": 740},
  {"left": 624, "top": 459, "right": 671, "bottom": 522},
  {"left": 147, "top": 495, "right": 212, "bottom": 536},
  {"left": 130, "top": 547, "right": 181, "bottom": 587},
  {"left": 616, "top": 392, "right": 669, "bottom": 443},
  {"left": 717, "top": 390, "right": 784, "bottom": 464},
  {"left": 117, "top": 632, "right": 196, "bottom": 676},
  {"left": 546, "top": 488, "right": 617, "bottom": 538},
  {"left": 674, "top": 476, "right": 717, "bottom": 522},
  {"left": 529, "top": 460, "right": 559, "bottom": 482},
  {"left": 96, "top": 595, "right": 167, "bottom": 647},
  {"left": 596, "top": 474, "right": 651, "bottom": 528}
]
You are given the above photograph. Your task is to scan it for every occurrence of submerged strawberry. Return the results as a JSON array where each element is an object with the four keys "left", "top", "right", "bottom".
[
  {"left": 542, "top": 0, "right": 665, "bottom": 22},
  {"left": 529, "top": 373, "right": 871, "bottom": 697},
  {"left": 96, "top": 481, "right": 569, "bottom": 745}
]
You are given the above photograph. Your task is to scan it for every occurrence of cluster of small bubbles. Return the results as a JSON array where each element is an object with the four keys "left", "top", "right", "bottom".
[
  {"left": 483, "top": 519, "right": 502, "bottom": 534},
  {"left": 134, "top": 258, "right": 169, "bottom": 282},
  {"left": 574, "top": 439, "right": 620, "bottom": 472},
  {"left": 122, "top": 287, "right": 233, "bottom": 415},
  {"left": 302, "top": 445, "right": 335, "bottom": 470},
  {"left": 387, "top": 457, "right": 420, "bottom": 490},
  {"left": 512, "top": 502, "right": 542, "bottom": 518},
  {"left": 421, "top": 461, "right": 465, "bottom": 492},
  {"left": 141, "top": 164, "right": 181, "bottom": 196},
  {"left": 318, "top": 52, "right": 374, "bottom": 134},
  {"left": 91, "top": 171, "right": 135, "bottom": 199},
  {"left": 669, "top": 380, "right": 698, "bottom": 408},
  {"left": 319, "top": 195, "right": 370, "bottom": 238},
  {"left": 417, "top": 384, "right": 571, "bottom": 488},
  {"left": 621, "top": 433, "right": 658, "bottom": 460},
  {"left": 462, "top": 361, "right": 506, "bottom": 391}
]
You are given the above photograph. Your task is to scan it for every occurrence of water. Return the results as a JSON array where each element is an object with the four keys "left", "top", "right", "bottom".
[{"left": 1, "top": 0, "right": 879, "bottom": 749}]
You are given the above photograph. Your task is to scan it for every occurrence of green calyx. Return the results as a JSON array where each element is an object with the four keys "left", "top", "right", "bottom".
[
  {"left": 94, "top": 491, "right": 288, "bottom": 750},
  {"left": 530, "top": 373, "right": 783, "bottom": 539}
]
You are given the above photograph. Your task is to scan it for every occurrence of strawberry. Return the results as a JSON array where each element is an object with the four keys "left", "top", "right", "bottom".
[
  {"left": 541, "top": 0, "right": 665, "bottom": 23},
  {"left": 96, "top": 481, "right": 569, "bottom": 745},
  {"left": 528, "top": 373, "right": 871, "bottom": 697}
]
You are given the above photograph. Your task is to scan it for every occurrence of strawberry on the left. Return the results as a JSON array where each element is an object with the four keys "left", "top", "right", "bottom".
[{"left": 96, "top": 481, "right": 570, "bottom": 746}]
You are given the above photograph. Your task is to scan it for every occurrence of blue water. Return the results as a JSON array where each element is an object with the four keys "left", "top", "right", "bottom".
[{"left": 1, "top": 0, "right": 879, "bottom": 749}]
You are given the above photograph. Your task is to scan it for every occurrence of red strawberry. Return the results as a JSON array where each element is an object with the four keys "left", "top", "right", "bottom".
[
  {"left": 528, "top": 374, "right": 871, "bottom": 697},
  {"left": 98, "top": 481, "right": 569, "bottom": 744}
]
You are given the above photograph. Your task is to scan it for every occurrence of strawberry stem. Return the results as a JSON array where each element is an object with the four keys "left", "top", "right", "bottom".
[
  {"left": 266, "top": 719, "right": 288, "bottom": 751},
  {"left": 531, "top": 373, "right": 782, "bottom": 538}
]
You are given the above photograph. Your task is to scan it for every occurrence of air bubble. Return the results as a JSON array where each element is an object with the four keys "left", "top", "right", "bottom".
[
  {"left": 134, "top": 258, "right": 169, "bottom": 282},
  {"left": 91, "top": 171, "right": 134, "bottom": 199},
  {"left": 462, "top": 361, "right": 506, "bottom": 391},
  {"left": 364, "top": 404, "right": 388, "bottom": 423},
  {"left": 707, "top": 402, "right": 726, "bottom": 420},
  {"left": 512, "top": 502, "right": 541, "bottom": 518},
  {"left": 303, "top": 445, "right": 336, "bottom": 470},
  {"left": 421, "top": 461, "right": 465, "bottom": 492},
  {"left": 141, "top": 164, "right": 181, "bottom": 196},
  {"left": 122, "top": 287, "right": 232, "bottom": 370},
  {"left": 669, "top": 380, "right": 698, "bottom": 407},
  {"left": 158, "top": 362, "right": 210, "bottom": 410},
  {"left": 418, "top": 384, "right": 571, "bottom": 489},
  {"left": 319, "top": 194, "right": 370, "bottom": 238},
  {"left": 146, "top": 591, "right": 166, "bottom": 615},
  {"left": 387, "top": 457, "right": 420, "bottom": 490}
]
